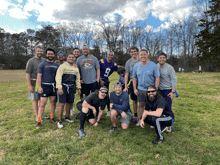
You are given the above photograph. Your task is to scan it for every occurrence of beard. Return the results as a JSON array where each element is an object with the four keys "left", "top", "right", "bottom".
[
  {"left": 47, "top": 56, "right": 54, "bottom": 61},
  {"left": 148, "top": 94, "right": 156, "bottom": 102}
]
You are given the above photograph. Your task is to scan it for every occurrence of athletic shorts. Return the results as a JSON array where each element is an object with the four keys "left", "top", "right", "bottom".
[
  {"left": 83, "top": 81, "right": 99, "bottom": 96},
  {"left": 77, "top": 102, "right": 99, "bottom": 120},
  {"left": 137, "top": 89, "right": 147, "bottom": 102},
  {"left": 57, "top": 86, "right": 75, "bottom": 103},
  {"left": 119, "top": 111, "right": 131, "bottom": 125},
  {"left": 29, "top": 86, "right": 40, "bottom": 100},
  {"left": 40, "top": 84, "right": 56, "bottom": 97},
  {"left": 128, "top": 81, "right": 137, "bottom": 101}
]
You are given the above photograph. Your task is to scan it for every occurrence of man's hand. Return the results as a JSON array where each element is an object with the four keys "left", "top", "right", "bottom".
[
  {"left": 74, "top": 63, "right": 77, "bottom": 68},
  {"left": 140, "top": 120, "right": 145, "bottom": 128},
  {"left": 92, "top": 107, "right": 96, "bottom": 116},
  {"left": 100, "top": 79, "right": 105, "bottom": 87},
  {"left": 121, "top": 112, "right": 127, "bottom": 118},
  {"left": 167, "top": 92, "right": 174, "bottom": 100},
  {"left": 124, "top": 87, "right": 128, "bottom": 92},
  {"left": 93, "top": 122, "right": 98, "bottom": 127},
  {"left": 110, "top": 103, "right": 113, "bottom": 109},
  {"left": 80, "top": 80, "right": 84, "bottom": 84},
  {"left": 78, "top": 89, "right": 81, "bottom": 96},
  {"left": 28, "top": 85, "right": 33, "bottom": 93},
  {"left": 38, "top": 87, "right": 43, "bottom": 94},
  {"left": 58, "top": 88, "right": 63, "bottom": 95},
  {"left": 134, "top": 89, "right": 139, "bottom": 96}
]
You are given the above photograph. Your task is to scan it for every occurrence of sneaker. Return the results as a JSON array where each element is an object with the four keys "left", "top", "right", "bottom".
[
  {"left": 152, "top": 137, "right": 165, "bottom": 145},
  {"left": 57, "top": 121, "right": 63, "bottom": 128},
  {"left": 109, "top": 126, "right": 117, "bottom": 133},
  {"left": 35, "top": 117, "right": 43, "bottom": 122},
  {"left": 50, "top": 118, "right": 57, "bottom": 124},
  {"left": 36, "top": 122, "right": 41, "bottom": 129},
  {"left": 161, "top": 126, "right": 167, "bottom": 133},
  {"left": 150, "top": 125, "right": 155, "bottom": 129},
  {"left": 64, "top": 117, "right": 73, "bottom": 123},
  {"left": 136, "top": 120, "right": 140, "bottom": 126},
  {"left": 106, "top": 111, "right": 111, "bottom": 117},
  {"left": 42, "top": 114, "right": 48, "bottom": 119},
  {"left": 78, "top": 129, "right": 85, "bottom": 137},
  {"left": 70, "top": 109, "right": 75, "bottom": 116}
]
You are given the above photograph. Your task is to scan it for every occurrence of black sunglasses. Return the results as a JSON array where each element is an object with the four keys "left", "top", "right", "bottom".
[
  {"left": 100, "top": 89, "right": 108, "bottom": 94},
  {"left": 147, "top": 90, "right": 157, "bottom": 93}
]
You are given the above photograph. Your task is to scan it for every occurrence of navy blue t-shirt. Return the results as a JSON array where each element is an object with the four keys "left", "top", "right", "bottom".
[{"left": 37, "top": 61, "right": 60, "bottom": 84}]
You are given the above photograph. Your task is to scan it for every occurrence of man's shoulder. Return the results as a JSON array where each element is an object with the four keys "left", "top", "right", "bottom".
[
  {"left": 122, "top": 91, "right": 129, "bottom": 97},
  {"left": 155, "top": 96, "right": 166, "bottom": 103}
]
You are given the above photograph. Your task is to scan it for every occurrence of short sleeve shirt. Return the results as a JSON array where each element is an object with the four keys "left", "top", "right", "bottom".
[
  {"left": 76, "top": 55, "right": 100, "bottom": 84},
  {"left": 83, "top": 92, "right": 107, "bottom": 110},
  {"left": 125, "top": 58, "right": 140, "bottom": 81},
  {"left": 133, "top": 61, "right": 160, "bottom": 91},
  {"left": 145, "top": 96, "right": 174, "bottom": 118}
]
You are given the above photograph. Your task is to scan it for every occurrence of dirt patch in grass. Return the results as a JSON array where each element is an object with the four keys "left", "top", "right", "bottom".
[{"left": 0, "top": 70, "right": 26, "bottom": 82}]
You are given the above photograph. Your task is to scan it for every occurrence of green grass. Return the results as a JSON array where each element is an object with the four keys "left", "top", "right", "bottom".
[{"left": 0, "top": 71, "right": 220, "bottom": 164}]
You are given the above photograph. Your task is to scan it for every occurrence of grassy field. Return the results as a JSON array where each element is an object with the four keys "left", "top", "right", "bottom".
[{"left": 0, "top": 70, "right": 220, "bottom": 165}]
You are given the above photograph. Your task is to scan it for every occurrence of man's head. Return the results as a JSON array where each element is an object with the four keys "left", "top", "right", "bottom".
[
  {"left": 67, "top": 53, "right": 76, "bottom": 64},
  {"left": 98, "top": 86, "right": 108, "bottom": 99},
  {"left": 57, "top": 51, "right": 65, "bottom": 61},
  {"left": 139, "top": 49, "right": 148, "bottom": 63},
  {"left": 114, "top": 81, "right": 123, "bottom": 95},
  {"left": 106, "top": 52, "right": 114, "bottom": 62},
  {"left": 82, "top": 45, "right": 90, "bottom": 57},
  {"left": 157, "top": 52, "right": 167, "bottom": 66},
  {"left": 45, "top": 48, "right": 55, "bottom": 62},
  {"left": 73, "top": 48, "right": 80, "bottom": 58},
  {"left": 146, "top": 85, "right": 159, "bottom": 102},
  {"left": 129, "top": 46, "right": 139, "bottom": 58},
  {"left": 35, "top": 45, "right": 43, "bottom": 59},
  {"left": 117, "top": 67, "right": 125, "bottom": 77}
]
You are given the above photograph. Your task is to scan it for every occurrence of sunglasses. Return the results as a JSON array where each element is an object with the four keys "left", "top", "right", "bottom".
[
  {"left": 100, "top": 89, "right": 108, "bottom": 94},
  {"left": 58, "top": 54, "right": 64, "bottom": 56},
  {"left": 147, "top": 90, "right": 157, "bottom": 93}
]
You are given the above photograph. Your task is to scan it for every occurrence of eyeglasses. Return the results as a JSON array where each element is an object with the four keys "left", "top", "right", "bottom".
[{"left": 147, "top": 90, "right": 157, "bottom": 93}]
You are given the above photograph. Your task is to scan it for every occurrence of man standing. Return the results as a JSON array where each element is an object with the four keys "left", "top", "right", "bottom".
[
  {"left": 99, "top": 52, "right": 118, "bottom": 116},
  {"left": 77, "top": 87, "right": 108, "bottom": 137},
  {"left": 56, "top": 53, "right": 81, "bottom": 128},
  {"left": 55, "top": 51, "right": 65, "bottom": 64},
  {"left": 140, "top": 85, "right": 174, "bottom": 145},
  {"left": 73, "top": 48, "right": 81, "bottom": 59},
  {"left": 26, "top": 45, "right": 46, "bottom": 121},
  {"left": 157, "top": 52, "right": 177, "bottom": 109},
  {"left": 109, "top": 81, "right": 132, "bottom": 132},
  {"left": 133, "top": 49, "right": 160, "bottom": 126},
  {"left": 36, "top": 48, "right": 60, "bottom": 129},
  {"left": 124, "top": 46, "right": 140, "bottom": 121},
  {"left": 76, "top": 45, "right": 100, "bottom": 97}
]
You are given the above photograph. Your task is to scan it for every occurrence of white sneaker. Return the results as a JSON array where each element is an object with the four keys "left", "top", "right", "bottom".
[
  {"left": 70, "top": 109, "right": 75, "bottom": 116},
  {"left": 42, "top": 114, "right": 47, "bottom": 119},
  {"left": 150, "top": 125, "right": 155, "bottom": 129},
  {"left": 136, "top": 120, "right": 140, "bottom": 126},
  {"left": 35, "top": 117, "right": 43, "bottom": 122},
  {"left": 64, "top": 117, "right": 74, "bottom": 123},
  {"left": 106, "top": 111, "right": 111, "bottom": 117},
  {"left": 57, "top": 121, "right": 63, "bottom": 128}
]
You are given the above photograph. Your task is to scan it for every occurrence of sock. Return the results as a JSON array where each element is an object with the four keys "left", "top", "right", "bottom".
[
  {"left": 37, "top": 117, "right": 42, "bottom": 123},
  {"left": 134, "top": 113, "right": 137, "bottom": 117},
  {"left": 50, "top": 113, "right": 53, "bottom": 119},
  {"left": 80, "top": 112, "right": 87, "bottom": 130}
]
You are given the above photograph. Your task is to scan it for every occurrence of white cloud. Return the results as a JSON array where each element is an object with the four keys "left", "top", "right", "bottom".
[
  {"left": 8, "top": 6, "right": 30, "bottom": 19},
  {"left": 37, "top": 25, "right": 43, "bottom": 29},
  {"left": 4, "top": 28, "right": 26, "bottom": 34},
  {"left": 0, "top": 0, "right": 11, "bottom": 15}
]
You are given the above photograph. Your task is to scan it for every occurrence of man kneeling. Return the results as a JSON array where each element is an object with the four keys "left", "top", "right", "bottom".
[
  {"left": 77, "top": 86, "right": 108, "bottom": 137},
  {"left": 140, "top": 85, "right": 175, "bottom": 145},
  {"left": 109, "top": 81, "right": 131, "bottom": 132}
]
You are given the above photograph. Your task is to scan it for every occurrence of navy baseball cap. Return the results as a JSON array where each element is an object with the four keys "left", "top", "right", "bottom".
[{"left": 114, "top": 81, "right": 122, "bottom": 87}]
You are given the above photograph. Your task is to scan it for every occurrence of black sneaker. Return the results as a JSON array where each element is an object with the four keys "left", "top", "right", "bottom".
[
  {"left": 50, "top": 118, "right": 57, "bottom": 124},
  {"left": 152, "top": 137, "right": 165, "bottom": 145},
  {"left": 36, "top": 122, "right": 41, "bottom": 129},
  {"left": 109, "top": 126, "right": 117, "bottom": 133},
  {"left": 64, "top": 117, "right": 73, "bottom": 123}
]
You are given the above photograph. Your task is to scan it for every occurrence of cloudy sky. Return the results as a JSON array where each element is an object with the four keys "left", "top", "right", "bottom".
[{"left": 0, "top": 0, "right": 194, "bottom": 33}]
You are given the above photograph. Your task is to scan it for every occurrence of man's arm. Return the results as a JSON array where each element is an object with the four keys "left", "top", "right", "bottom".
[
  {"left": 82, "top": 100, "right": 96, "bottom": 111},
  {"left": 26, "top": 73, "right": 33, "bottom": 92},
  {"left": 96, "top": 68, "right": 100, "bottom": 83},
  {"left": 37, "top": 73, "right": 43, "bottom": 94},
  {"left": 155, "top": 77, "right": 160, "bottom": 90},
  {"left": 133, "top": 77, "right": 139, "bottom": 96},
  {"left": 124, "top": 72, "right": 129, "bottom": 91},
  {"left": 112, "top": 94, "right": 129, "bottom": 114}
]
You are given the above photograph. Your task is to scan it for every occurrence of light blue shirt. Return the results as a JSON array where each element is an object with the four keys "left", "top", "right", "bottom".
[{"left": 133, "top": 61, "right": 160, "bottom": 91}]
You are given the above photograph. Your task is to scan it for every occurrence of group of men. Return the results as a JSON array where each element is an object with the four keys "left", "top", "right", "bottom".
[{"left": 26, "top": 45, "right": 177, "bottom": 145}]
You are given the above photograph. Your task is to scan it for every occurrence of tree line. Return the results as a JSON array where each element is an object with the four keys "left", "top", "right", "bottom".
[{"left": 0, "top": 0, "right": 219, "bottom": 71}]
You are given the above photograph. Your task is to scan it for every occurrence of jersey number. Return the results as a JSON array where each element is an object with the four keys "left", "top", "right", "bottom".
[{"left": 104, "top": 68, "right": 111, "bottom": 77}]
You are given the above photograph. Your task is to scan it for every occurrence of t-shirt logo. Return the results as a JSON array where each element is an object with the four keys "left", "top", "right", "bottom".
[
  {"left": 82, "top": 60, "right": 93, "bottom": 68},
  {"left": 120, "top": 99, "right": 123, "bottom": 101}
]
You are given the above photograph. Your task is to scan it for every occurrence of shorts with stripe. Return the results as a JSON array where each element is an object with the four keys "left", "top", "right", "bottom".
[
  {"left": 57, "top": 86, "right": 75, "bottom": 103},
  {"left": 40, "top": 84, "right": 56, "bottom": 97}
]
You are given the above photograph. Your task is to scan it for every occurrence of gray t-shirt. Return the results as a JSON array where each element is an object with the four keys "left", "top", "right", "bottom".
[
  {"left": 125, "top": 58, "right": 140, "bottom": 81},
  {"left": 157, "top": 63, "right": 177, "bottom": 90},
  {"left": 26, "top": 56, "right": 46, "bottom": 86},
  {"left": 76, "top": 55, "right": 100, "bottom": 84}
]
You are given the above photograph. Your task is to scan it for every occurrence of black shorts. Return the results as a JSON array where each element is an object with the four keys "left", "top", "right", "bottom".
[
  {"left": 76, "top": 101, "right": 98, "bottom": 120},
  {"left": 128, "top": 81, "right": 137, "bottom": 101},
  {"left": 83, "top": 81, "right": 99, "bottom": 96},
  {"left": 57, "top": 86, "right": 75, "bottom": 103},
  {"left": 40, "top": 84, "right": 56, "bottom": 97}
]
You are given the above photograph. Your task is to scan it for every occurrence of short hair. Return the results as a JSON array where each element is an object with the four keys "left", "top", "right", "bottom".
[
  {"left": 73, "top": 48, "right": 80, "bottom": 51},
  {"left": 140, "top": 49, "right": 148, "bottom": 53},
  {"left": 129, "top": 46, "right": 139, "bottom": 52},
  {"left": 45, "top": 48, "right": 55, "bottom": 54},
  {"left": 117, "top": 67, "right": 125, "bottom": 75},
  {"left": 35, "top": 45, "right": 43, "bottom": 51},
  {"left": 67, "top": 53, "right": 75, "bottom": 57}
]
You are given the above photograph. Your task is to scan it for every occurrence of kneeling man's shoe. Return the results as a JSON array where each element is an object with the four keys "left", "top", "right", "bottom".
[
  {"left": 109, "top": 126, "right": 117, "bottom": 133},
  {"left": 78, "top": 129, "right": 85, "bottom": 137},
  {"left": 152, "top": 137, "right": 165, "bottom": 145}
]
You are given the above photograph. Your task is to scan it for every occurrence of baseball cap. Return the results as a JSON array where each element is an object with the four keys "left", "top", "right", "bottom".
[
  {"left": 158, "top": 52, "right": 167, "bottom": 58},
  {"left": 114, "top": 81, "right": 122, "bottom": 87}
]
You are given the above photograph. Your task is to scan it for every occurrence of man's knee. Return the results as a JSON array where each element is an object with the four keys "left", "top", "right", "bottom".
[
  {"left": 121, "top": 123, "right": 129, "bottom": 129},
  {"left": 110, "top": 110, "right": 118, "bottom": 117}
]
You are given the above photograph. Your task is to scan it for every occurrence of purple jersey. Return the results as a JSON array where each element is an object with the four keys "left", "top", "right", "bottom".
[{"left": 99, "top": 58, "right": 118, "bottom": 82}]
